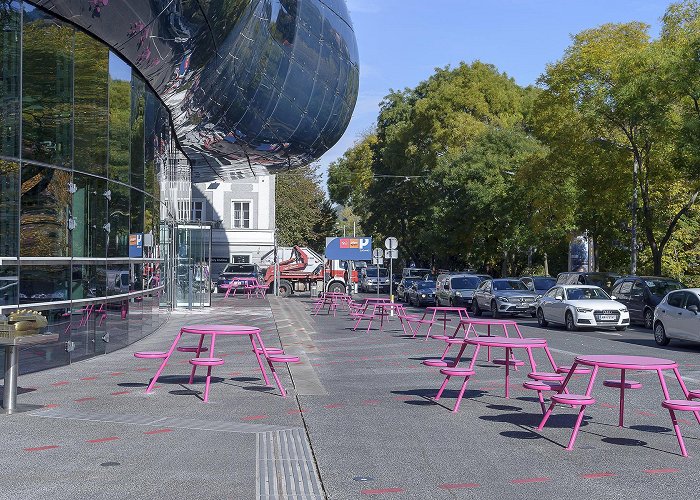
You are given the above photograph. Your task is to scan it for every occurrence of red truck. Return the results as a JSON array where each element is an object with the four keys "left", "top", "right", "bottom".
[{"left": 261, "top": 246, "right": 358, "bottom": 297}]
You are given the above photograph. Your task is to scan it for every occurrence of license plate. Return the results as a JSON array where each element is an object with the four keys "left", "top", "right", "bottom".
[
  {"left": 598, "top": 315, "right": 616, "bottom": 321},
  {"left": 233, "top": 281, "right": 241, "bottom": 286},
  {"left": 515, "top": 305, "right": 527, "bottom": 309}
]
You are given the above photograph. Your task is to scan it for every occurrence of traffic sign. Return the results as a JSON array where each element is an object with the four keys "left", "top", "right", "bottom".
[
  {"left": 385, "top": 237, "right": 398, "bottom": 250},
  {"left": 385, "top": 249, "right": 398, "bottom": 259},
  {"left": 372, "top": 248, "right": 384, "bottom": 259},
  {"left": 372, "top": 257, "right": 384, "bottom": 265}
]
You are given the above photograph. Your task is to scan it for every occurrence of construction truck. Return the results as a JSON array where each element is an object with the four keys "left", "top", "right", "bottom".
[{"left": 259, "top": 246, "right": 359, "bottom": 297}]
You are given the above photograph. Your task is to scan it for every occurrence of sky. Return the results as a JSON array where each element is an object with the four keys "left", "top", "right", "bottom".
[{"left": 316, "top": 0, "right": 672, "bottom": 185}]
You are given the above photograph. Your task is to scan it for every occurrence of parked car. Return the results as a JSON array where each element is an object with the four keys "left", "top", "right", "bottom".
[
  {"left": 520, "top": 275, "right": 556, "bottom": 295},
  {"left": 407, "top": 280, "right": 436, "bottom": 307},
  {"left": 653, "top": 288, "right": 700, "bottom": 346},
  {"left": 402, "top": 267, "right": 430, "bottom": 278},
  {"left": 611, "top": 276, "right": 684, "bottom": 329},
  {"left": 360, "top": 267, "right": 390, "bottom": 293},
  {"left": 216, "top": 263, "right": 260, "bottom": 293},
  {"left": 472, "top": 278, "right": 539, "bottom": 318},
  {"left": 397, "top": 277, "right": 421, "bottom": 302},
  {"left": 436, "top": 274, "right": 484, "bottom": 307},
  {"left": 556, "top": 272, "right": 621, "bottom": 294},
  {"left": 536, "top": 284, "right": 630, "bottom": 331}
]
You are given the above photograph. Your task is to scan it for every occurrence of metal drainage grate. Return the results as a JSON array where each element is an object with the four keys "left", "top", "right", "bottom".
[{"left": 257, "top": 429, "right": 323, "bottom": 499}]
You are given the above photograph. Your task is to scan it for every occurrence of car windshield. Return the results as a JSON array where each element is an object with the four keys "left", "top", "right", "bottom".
[
  {"left": 646, "top": 279, "right": 683, "bottom": 298},
  {"left": 223, "top": 264, "right": 255, "bottom": 274},
  {"left": 417, "top": 280, "right": 435, "bottom": 289},
  {"left": 586, "top": 273, "right": 620, "bottom": 291},
  {"left": 493, "top": 280, "right": 528, "bottom": 291},
  {"left": 533, "top": 277, "right": 556, "bottom": 290},
  {"left": 452, "top": 277, "right": 482, "bottom": 289},
  {"left": 403, "top": 277, "right": 420, "bottom": 286},
  {"left": 566, "top": 287, "right": 610, "bottom": 300},
  {"left": 404, "top": 268, "right": 429, "bottom": 277},
  {"left": 366, "top": 268, "right": 388, "bottom": 277}
]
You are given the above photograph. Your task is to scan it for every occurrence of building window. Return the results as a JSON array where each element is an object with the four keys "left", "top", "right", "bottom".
[
  {"left": 232, "top": 201, "right": 250, "bottom": 228},
  {"left": 192, "top": 200, "right": 203, "bottom": 221},
  {"left": 177, "top": 200, "right": 190, "bottom": 221}
]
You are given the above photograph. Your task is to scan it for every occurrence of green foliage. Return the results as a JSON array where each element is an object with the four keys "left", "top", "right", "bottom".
[
  {"left": 275, "top": 164, "right": 336, "bottom": 252},
  {"left": 328, "top": 2, "right": 700, "bottom": 280}
]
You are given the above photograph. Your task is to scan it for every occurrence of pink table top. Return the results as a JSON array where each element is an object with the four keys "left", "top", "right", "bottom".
[
  {"left": 466, "top": 337, "right": 547, "bottom": 348},
  {"left": 181, "top": 324, "right": 261, "bottom": 335},
  {"left": 363, "top": 298, "right": 390, "bottom": 302},
  {"left": 426, "top": 307, "right": 469, "bottom": 312},
  {"left": 575, "top": 354, "right": 677, "bottom": 370},
  {"left": 459, "top": 319, "right": 519, "bottom": 326},
  {"left": 376, "top": 303, "right": 405, "bottom": 309}
]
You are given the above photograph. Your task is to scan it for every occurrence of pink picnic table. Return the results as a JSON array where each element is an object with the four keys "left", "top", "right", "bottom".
[
  {"left": 410, "top": 306, "right": 470, "bottom": 340},
  {"left": 145, "top": 324, "right": 287, "bottom": 396},
  {"left": 431, "top": 318, "right": 524, "bottom": 363},
  {"left": 374, "top": 302, "right": 408, "bottom": 331},
  {"left": 538, "top": 354, "right": 700, "bottom": 455}
]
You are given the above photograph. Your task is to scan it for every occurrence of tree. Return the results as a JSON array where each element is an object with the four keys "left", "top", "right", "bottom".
[
  {"left": 540, "top": 20, "right": 700, "bottom": 275},
  {"left": 275, "top": 164, "right": 336, "bottom": 252}
]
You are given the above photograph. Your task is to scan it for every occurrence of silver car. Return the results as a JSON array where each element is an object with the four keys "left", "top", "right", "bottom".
[
  {"left": 653, "top": 288, "right": 700, "bottom": 346},
  {"left": 472, "top": 278, "right": 539, "bottom": 318}
]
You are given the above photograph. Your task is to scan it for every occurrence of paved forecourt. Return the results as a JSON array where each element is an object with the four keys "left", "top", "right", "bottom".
[
  {"left": 301, "top": 293, "right": 700, "bottom": 499},
  {"left": 3, "top": 292, "right": 700, "bottom": 499}
]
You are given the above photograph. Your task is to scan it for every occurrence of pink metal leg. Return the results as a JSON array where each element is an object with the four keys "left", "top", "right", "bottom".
[
  {"left": 203, "top": 365, "right": 213, "bottom": 402},
  {"left": 618, "top": 369, "right": 626, "bottom": 427},
  {"left": 146, "top": 331, "right": 183, "bottom": 393},
  {"left": 566, "top": 406, "right": 588, "bottom": 450},
  {"left": 435, "top": 376, "right": 451, "bottom": 399},
  {"left": 250, "top": 334, "right": 271, "bottom": 386},
  {"left": 504, "top": 348, "right": 511, "bottom": 398},
  {"left": 255, "top": 332, "right": 286, "bottom": 396},
  {"left": 188, "top": 334, "right": 207, "bottom": 384},
  {"left": 453, "top": 376, "right": 472, "bottom": 412},
  {"left": 668, "top": 408, "right": 688, "bottom": 457}
]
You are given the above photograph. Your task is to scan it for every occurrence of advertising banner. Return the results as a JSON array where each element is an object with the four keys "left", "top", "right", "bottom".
[{"left": 325, "top": 237, "right": 373, "bottom": 260}]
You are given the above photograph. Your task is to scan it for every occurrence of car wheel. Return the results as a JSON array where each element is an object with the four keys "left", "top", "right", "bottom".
[
  {"left": 643, "top": 308, "right": 654, "bottom": 329},
  {"left": 490, "top": 300, "right": 501, "bottom": 319},
  {"left": 615, "top": 326, "right": 627, "bottom": 331},
  {"left": 472, "top": 299, "right": 482, "bottom": 317},
  {"left": 654, "top": 322, "right": 670, "bottom": 346},
  {"left": 278, "top": 279, "right": 293, "bottom": 298},
  {"left": 537, "top": 308, "right": 548, "bottom": 327},
  {"left": 565, "top": 311, "right": 577, "bottom": 331}
]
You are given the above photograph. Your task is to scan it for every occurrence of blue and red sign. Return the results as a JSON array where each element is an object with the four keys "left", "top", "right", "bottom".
[
  {"left": 325, "top": 237, "right": 372, "bottom": 260},
  {"left": 129, "top": 233, "right": 143, "bottom": 258}
]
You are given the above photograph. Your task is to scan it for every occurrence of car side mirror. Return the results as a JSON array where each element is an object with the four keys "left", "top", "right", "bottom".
[
  {"left": 610, "top": 296, "right": 617, "bottom": 300},
  {"left": 688, "top": 305, "right": 699, "bottom": 314},
  {"left": 555, "top": 297, "right": 562, "bottom": 302}
]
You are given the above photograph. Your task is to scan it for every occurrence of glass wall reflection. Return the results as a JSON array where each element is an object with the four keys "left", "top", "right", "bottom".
[{"left": 0, "top": 1, "right": 172, "bottom": 376}]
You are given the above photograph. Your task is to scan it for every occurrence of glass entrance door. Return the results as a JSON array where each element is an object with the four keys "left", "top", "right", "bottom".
[{"left": 175, "top": 224, "right": 212, "bottom": 308}]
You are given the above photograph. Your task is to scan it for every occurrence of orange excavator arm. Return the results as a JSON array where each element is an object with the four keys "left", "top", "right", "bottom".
[{"left": 263, "top": 245, "right": 309, "bottom": 284}]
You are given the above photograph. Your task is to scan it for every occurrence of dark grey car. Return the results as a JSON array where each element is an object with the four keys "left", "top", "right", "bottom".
[{"left": 472, "top": 278, "right": 539, "bottom": 318}]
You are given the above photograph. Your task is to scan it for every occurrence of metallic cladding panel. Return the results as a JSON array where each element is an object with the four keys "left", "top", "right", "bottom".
[{"left": 32, "top": 0, "right": 359, "bottom": 181}]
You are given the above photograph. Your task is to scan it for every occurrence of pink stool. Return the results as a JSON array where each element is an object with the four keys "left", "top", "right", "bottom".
[
  {"left": 662, "top": 399, "right": 700, "bottom": 457},
  {"left": 435, "top": 367, "right": 476, "bottom": 412},
  {"left": 423, "top": 359, "right": 453, "bottom": 368},
  {"left": 557, "top": 365, "right": 592, "bottom": 375},
  {"left": 528, "top": 372, "right": 565, "bottom": 382},
  {"left": 189, "top": 357, "right": 224, "bottom": 402},
  {"left": 538, "top": 394, "right": 596, "bottom": 450},
  {"left": 265, "top": 355, "right": 300, "bottom": 398},
  {"left": 253, "top": 347, "right": 284, "bottom": 355},
  {"left": 523, "top": 381, "right": 563, "bottom": 413},
  {"left": 134, "top": 351, "right": 168, "bottom": 359},
  {"left": 177, "top": 346, "right": 209, "bottom": 353},
  {"left": 603, "top": 378, "right": 642, "bottom": 427}
]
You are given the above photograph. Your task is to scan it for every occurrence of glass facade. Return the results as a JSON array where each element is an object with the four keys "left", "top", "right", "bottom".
[
  {"left": 0, "top": 1, "right": 173, "bottom": 374},
  {"left": 28, "top": 0, "right": 360, "bottom": 181}
]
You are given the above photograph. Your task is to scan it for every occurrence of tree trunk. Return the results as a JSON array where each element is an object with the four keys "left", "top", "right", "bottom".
[{"left": 543, "top": 252, "right": 549, "bottom": 276}]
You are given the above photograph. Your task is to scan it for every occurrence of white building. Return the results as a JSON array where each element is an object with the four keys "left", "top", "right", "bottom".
[{"left": 191, "top": 176, "right": 276, "bottom": 277}]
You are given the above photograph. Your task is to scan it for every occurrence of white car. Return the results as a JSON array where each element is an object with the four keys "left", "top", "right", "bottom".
[
  {"left": 653, "top": 288, "right": 700, "bottom": 346},
  {"left": 536, "top": 285, "right": 630, "bottom": 331}
]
